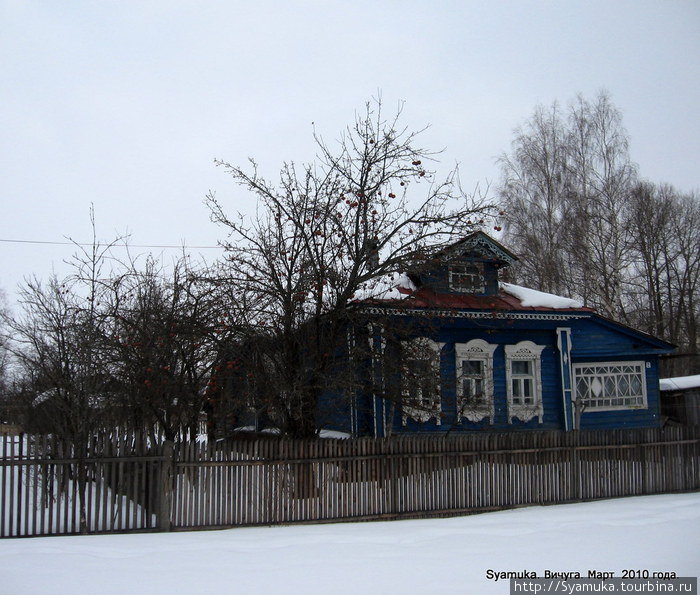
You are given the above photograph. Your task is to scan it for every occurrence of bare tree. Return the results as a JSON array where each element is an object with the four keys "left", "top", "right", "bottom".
[
  {"left": 105, "top": 255, "right": 225, "bottom": 442},
  {"left": 4, "top": 207, "right": 122, "bottom": 441},
  {"left": 3, "top": 271, "right": 117, "bottom": 534},
  {"left": 628, "top": 183, "right": 700, "bottom": 374},
  {"left": 498, "top": 102, "right": 572, "bottom": 295},
  {"left": 498, "top": 91, "right": 638, "bottom": 317},
  {"left": 498, "top": 92, "right": 699, "bottom": 374},
  {"left": 0, "top": 285, "right": 14, "bottom": 424},
  {"left": 669, "top": 191, "right": 700, "bottom": 368},
  {"left": 206, "top": 98, "right": 495, "bottom": 437},
  {"left": 627, "top": 183, "right": 676, "bottom": 337},
  {"left": 3, "top": 211, "right": 231, "bottom": 444},
  {"left": 565, "top": 92, "right": 638, "bottom": 319}
]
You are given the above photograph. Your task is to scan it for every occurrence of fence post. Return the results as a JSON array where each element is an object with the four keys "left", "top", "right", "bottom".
[
  {"left": 390, "top": 453, "right": 398, "bottom": 515},
  {"left": 640, "top": 441, "right": 647, "bottom": 495},
  {"left": 158, "top": 440, "right": 174, "bottom": 532},
  {"left": 570, "top": 443, "right": 580, "bottom": 502}
]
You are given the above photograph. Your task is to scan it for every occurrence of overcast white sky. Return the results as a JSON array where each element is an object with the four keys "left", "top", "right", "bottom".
[{"left": 2, "top": 1, "right": 699, "bottom": 309}]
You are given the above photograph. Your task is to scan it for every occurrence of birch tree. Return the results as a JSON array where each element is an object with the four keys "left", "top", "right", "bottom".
[
  {"left": 499, "top": 92, "right": 699, "bottom": 374},
  {"left": 498, "top": 92, "right": 638, "bottom": 316}
]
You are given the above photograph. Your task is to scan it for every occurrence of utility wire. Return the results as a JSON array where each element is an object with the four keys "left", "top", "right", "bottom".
[{"left": 0, "top": 238, "right": 224, "bottom": 249}]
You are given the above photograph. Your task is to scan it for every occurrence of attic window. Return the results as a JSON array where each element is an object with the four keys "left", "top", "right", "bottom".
[{"left": 449, "top": 263, "right": 485, "bottom": 293}]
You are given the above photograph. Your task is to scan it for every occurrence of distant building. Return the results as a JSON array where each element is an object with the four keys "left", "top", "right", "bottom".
[{"left": 659, "top": 375, "right": 700, "bottom": 426}]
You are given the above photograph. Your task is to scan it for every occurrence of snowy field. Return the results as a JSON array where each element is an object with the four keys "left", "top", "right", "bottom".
[{"left": 1, "top": 493, "right": 698, "bottom": 594}]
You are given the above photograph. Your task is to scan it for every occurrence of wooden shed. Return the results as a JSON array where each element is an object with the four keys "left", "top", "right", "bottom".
[{"left": 659, "top": 375, "right": 700, "bottom": 425}]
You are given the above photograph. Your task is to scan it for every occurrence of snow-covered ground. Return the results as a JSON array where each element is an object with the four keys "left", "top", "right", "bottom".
[{"left": 1, "top": 493, "right": 698, "bottom": 594}]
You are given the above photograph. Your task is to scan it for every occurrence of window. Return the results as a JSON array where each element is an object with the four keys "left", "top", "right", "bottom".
[
  {"left": 461, "top": 360, "right": 484, "bottom": 402},
  {"left": 511, "top": 360, "right": 535, "bottom": 405},
  {"left": 573, "top": 362, "right": 647, "bottom": 411},
  {"left": 455, "top": 339, "right": 497, "bottom": 423},
  {"left": 401, "top": 338, "right": 443, "bottom": 425},
  {"left": 405, "top": 359, "right": 435, "bottom": 407},
  {"left": 505, "top": 341, "right": 545, "bottom": 423},
  {"left": 449, "top": 263, "right": 485, "bottom": 293}
]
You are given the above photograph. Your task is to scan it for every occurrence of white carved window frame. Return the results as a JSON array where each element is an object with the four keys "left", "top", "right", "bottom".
[
  {"left": 572, "top": 361, "right": 648, "bottom": 411},
  {"left": 505, "top": 341, "right": 545, "bottom": 424},
  {"left": 455, "top": 339, "right": 497, "bottom": 424},
  {"left": 400, "top": 337, "right": 443, "bottom": 426}
]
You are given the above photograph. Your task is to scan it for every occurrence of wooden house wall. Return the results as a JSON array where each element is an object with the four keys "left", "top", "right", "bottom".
[
  {"left": 373, "top": 314, "right": 662, "bottom": 435},
  {"left": 569, "top": 318, "right": 663, "bottom": 430},
  {"left": 385, "top": 320, "right": 562, "bottom": 434},
  {"left": 316, "top": 312, "right": 667, "bottom": 436},
  {"left": 569, "top": 318, "right": 665, "bottom": 358}
]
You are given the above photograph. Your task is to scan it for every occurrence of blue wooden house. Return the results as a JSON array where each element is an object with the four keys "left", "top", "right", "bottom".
[{"left": 318, "top": 232, "right": 675, "bottom": 437}]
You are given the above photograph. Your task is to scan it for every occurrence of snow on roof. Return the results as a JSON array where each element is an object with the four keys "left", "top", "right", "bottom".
[
  {"left": 32, "top": 390, "right": 55, "bottom": 407},
  {"left": 319, "top": 429, "right": 351, "bottom": 439},
  {"left": 233, "top": 426, "right": 282, "bottom": 435},
  {"left": 499, "top": 282, "right": 583, "bottom": 309},
  {"left": 351, "top": 275, "right": 585, "bottom": 310},
  {"left": 232, "top": 427, "right": 350, "bottom": 439},
  {"left": 352, "top": 273, "right": 416, "bottom": 301},
  {"left": 659, "top": 375, "right": 700, "bottom": 391}
]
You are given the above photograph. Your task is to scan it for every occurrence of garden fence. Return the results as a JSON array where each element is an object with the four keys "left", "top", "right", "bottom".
[{"left": 1, "top": 425, "right": 698, "bottom": 537}]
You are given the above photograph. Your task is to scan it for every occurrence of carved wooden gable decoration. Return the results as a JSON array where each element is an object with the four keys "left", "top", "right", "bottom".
[{"left": 413, "top": 231, "right": 519, "bottom": 297}]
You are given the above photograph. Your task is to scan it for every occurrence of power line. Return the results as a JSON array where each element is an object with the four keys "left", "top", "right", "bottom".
[{"left": 0, "top": 238, "right": 224, "bottom": 249}]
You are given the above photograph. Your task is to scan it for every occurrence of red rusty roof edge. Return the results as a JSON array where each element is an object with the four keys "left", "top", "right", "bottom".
[{"left": 357, "top": 286, "right": 596, "bottom": 313}]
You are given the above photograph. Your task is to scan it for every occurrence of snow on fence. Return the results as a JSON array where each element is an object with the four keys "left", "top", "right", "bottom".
[{"left": 1, "top": 426, "right": 699, "bottom": 537}]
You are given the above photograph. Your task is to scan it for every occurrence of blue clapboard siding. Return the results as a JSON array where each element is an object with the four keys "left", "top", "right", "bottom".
[
  {"left": 568, "top": 318, "right": 666, "bottom": 430},
  {"left": 315, "top": 309, "right": 674, "bottom": 436},
  {"left": 386, "top": 320, "right": 565, "bottom": 434},
  {"left": 570, "top": 317, "right": 671, "bottom": 357}
]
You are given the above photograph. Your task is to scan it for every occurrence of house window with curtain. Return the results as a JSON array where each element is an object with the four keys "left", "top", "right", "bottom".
[
  {"left": 505, "top": 341, "right": 545, "bottom": 424},
  {"left": 455, "top": 339, "right": 497, "bottom": 423},
  {"left": 400, "top": 338, "right": 443, "bottom": 425}
]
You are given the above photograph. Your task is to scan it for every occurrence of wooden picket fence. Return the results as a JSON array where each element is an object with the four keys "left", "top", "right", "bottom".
[
  {"left": 0, "top": 431, "right": 165, "bottom": 537},
  {"left": 2, "top": 426, "right": 699, "bottom": 537}
]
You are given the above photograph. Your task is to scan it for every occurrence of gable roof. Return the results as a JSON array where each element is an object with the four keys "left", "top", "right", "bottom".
[
  {"left": 351, "top": 232, "right": 674, "bottom": 355},
  {"left": 438, "top": 231, "right": 518, "bottom": 267},
  {"left": 354, "top": 279, "right": 675, "bottom": 354}
]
